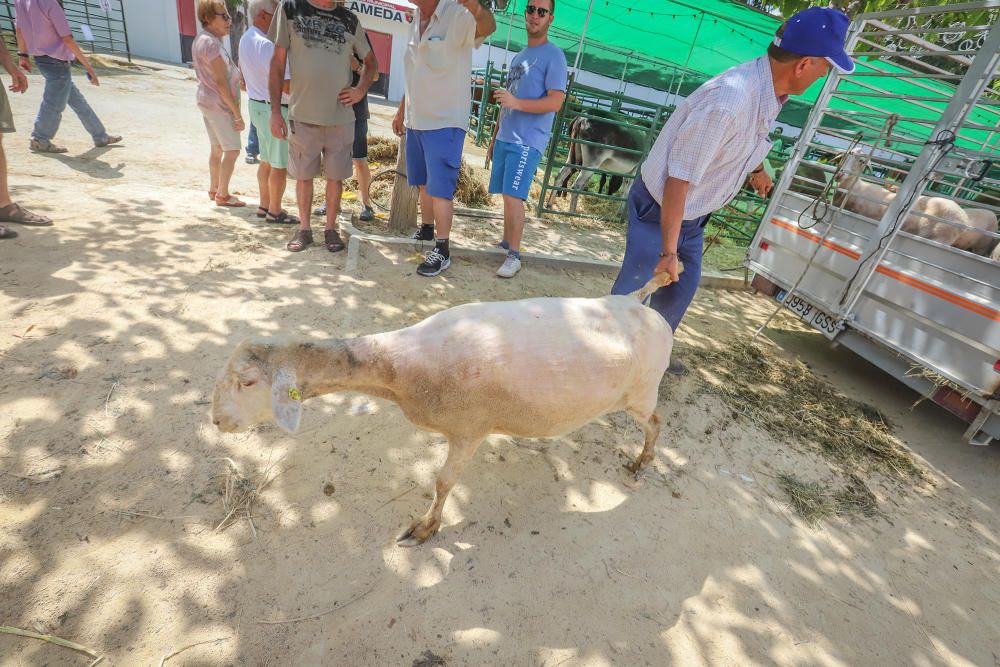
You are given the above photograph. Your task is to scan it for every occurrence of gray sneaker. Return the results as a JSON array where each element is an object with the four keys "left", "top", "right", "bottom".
[
  {"left": 359, "top": 205, "right": 375, "bottom": 221},
  {"left": 496, "top": 254, "right": 521, "bottom": 279}
]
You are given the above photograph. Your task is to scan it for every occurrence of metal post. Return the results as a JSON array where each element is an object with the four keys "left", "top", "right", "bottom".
[
  {"left": 617, "top": 52, "right": 631, "bottom": 95},
  {"left": 537, "top": 73, "right": 573, "bottom": 217},
  {"left": 572, "top": 0, "right": 596, "bottom": 74}
]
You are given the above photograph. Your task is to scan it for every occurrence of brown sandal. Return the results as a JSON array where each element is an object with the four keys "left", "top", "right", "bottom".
[
  {"left": 215, "top": 195, "right": 246, "bottom": 208},
  {"left": 0, "top": 203, "right": 53, "bottom": 226},
  {"left": 287, "top": 228, "right": 313, "bottom": 252},
  {"left": 324, "top": 228, "right": 345, "bottom": 253}
]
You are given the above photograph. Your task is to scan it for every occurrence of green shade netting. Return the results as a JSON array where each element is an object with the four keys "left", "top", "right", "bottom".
[{"left": 484, "top": 0, "right": 999, "bottom": 149}]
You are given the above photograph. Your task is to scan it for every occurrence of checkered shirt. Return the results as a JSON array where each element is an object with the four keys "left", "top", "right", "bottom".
[{"left": 640, "top": 56, "right": 785, "bottom": 219}]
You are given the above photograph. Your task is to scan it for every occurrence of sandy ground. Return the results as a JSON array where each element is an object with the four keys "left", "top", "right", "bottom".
[{"left": 2, "top": 64, "right": 1000, "bottom": 666}]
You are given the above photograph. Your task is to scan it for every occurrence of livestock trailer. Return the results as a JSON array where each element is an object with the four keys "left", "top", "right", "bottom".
[{"left": 746, "top": 2, "right": 1000, "bottom": 445}]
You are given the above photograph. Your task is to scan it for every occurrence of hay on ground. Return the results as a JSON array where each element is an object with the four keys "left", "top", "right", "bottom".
[
  {"left": 693, "top": 342, "right": 925, "bottom": 481},
  {"left": 367, "top": 135, "right": 398, "bottom": 163},
  {"left": 215, "top": 458, "right": 279, "bottom": 537},
  {"left": 777, "top": 472, "right": 878, "bottom": 525}
]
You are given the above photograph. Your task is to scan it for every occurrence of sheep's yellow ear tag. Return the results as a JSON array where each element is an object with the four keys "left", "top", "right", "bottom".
[{"left": 271, "top": 368, "right": 302, "bottom": 433}]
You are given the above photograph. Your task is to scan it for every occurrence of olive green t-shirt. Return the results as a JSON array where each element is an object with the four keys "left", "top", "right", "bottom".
[{"left": 270, "top": 0, "right": 371, "bottom": 127}]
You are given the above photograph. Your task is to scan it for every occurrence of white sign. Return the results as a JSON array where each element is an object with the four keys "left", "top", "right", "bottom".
[
  {"left": 98, "top": 0, "right": 111, "bottom": 11},
  {"left": 348, "top": 0, "right": 412, "bottom": 24},
  {"left": 80, "top": 24, "right": 95, "bottom": 41}
]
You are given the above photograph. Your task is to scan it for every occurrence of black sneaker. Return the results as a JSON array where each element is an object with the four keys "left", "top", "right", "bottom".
[
  {"left": 411, "top": 225, "right": 434, "bottom": 241},
  {"left": 314, "top": 204, "right": 327, "bottom": 217},
  {"left": 416, "top": 248, "right": 451, "bottom": 277},
  {"left": 359, "top": 205, "right": 375, "bottom": 222}
]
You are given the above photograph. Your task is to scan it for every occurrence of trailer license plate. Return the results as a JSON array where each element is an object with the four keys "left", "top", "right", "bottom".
[{"left": 775, "top": 290, "right": 839, "bottom": 336}]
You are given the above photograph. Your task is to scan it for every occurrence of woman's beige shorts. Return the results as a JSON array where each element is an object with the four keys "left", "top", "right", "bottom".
[{"left": 200, "top": 107, "right": 241, "bottom": 152}]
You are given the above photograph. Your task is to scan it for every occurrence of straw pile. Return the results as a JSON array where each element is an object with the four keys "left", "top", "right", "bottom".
[{"left": 694, "top": 341, "right": 923, "bottom": 480}]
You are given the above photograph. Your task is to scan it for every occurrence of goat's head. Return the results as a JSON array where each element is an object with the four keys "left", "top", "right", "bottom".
[{"left": 212, "top": 339, "right": 303, "bottom": 434}]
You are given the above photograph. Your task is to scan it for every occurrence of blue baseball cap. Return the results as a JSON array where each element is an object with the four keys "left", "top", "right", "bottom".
[{"left": 774, "top": 7, "right": 855, "bottom": 74}]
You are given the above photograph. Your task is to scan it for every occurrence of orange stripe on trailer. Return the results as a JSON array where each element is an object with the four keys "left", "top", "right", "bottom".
[
  {"left": 768, "top": 218, "right": 861, "bottom": 260},
  {"left": 874, "top": 265, "right": 1000, "bottom": 322},
  {"left": 766, "top": 217, "right": 1000, "bottom": 323}
]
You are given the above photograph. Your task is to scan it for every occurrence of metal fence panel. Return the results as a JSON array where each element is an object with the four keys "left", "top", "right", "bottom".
[{"left": 0, "top": 0, "right": 130, "bottom": 62}]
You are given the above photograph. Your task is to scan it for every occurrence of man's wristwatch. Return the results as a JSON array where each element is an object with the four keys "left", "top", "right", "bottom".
[
  {"left": 17, "top": 52, "right": 28, "bottom": 58},
  {"left": 659, "top": 251, "right": 677, "bottom": 258}
]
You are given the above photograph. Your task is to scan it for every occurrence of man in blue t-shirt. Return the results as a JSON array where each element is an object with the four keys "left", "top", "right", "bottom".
[{"left": 488, "top": 0, "right": 567, "bottom": 278}]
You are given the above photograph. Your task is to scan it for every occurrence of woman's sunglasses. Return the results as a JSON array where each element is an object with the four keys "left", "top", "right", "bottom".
[
  {"left": 525, "top": 5, "right": 550, "bottom": 17},
  {"left": 216, "top": 12, "right": 232, "bottom": 21}
]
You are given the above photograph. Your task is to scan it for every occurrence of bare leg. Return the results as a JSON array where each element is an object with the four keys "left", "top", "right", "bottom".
[
  {"left": 419, "top": 186, "right": 436, "bottom": 231},
  {"left": 216, "top": 149, "right": 240, "bottom": 200},
  {"left": 256, "top": 161, "right": 272, "bottom": 211},
  {"left": 431, "top": 196, "right": 454, "bottom": 240},
  {"left": 208, "top": 144, "right": 222, "bottom": 197},
  {"left": 267, "top": 167, "right": 288, "bottom": 216},
  {"left": 397, "top": 435, "right": 485, "bottom": 546},
  {"left": 625, "top": 411, "right": 661, "bottom": 479},
  {"left": 296, "top": 179, "right": 313, "bottom": 231},
  {"left": 502, "top": 194, "right": 526, "bottom": 251},
  {"left": 0, "top": 134, "right": 11, "bottom": 208},
  {"left": 325, "top": 179, "right": 342, "bottom": 231},
  {"left": 354, "top": 158, "right": 372, "bottom": 208}
]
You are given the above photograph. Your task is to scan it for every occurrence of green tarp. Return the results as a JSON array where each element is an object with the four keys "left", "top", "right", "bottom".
[{"left": 485, "top": 0, "right": 999, "bottom": 146}]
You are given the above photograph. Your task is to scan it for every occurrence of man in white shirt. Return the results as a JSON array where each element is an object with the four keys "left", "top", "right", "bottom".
[
  {"left": 239, "top": 0, "right": 296, "bottom": 224},
  {"left": 610, "top": 7, "right": 854, "bottom": 374},
  {"left": 392, "top": 0, "right": 495, "bottom": 277}
]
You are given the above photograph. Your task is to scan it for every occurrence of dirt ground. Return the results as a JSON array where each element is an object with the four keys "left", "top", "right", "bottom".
[{"left": 2, "top": 63, "right": 1000, "bottom": 666}]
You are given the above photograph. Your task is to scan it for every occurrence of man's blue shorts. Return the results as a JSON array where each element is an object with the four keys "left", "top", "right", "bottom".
[
  {"left": 406, "top": 127, "right": 464, "bottom": 200},
  {"left": 488, "top": 140, "right": 542, "bottom": 200}
]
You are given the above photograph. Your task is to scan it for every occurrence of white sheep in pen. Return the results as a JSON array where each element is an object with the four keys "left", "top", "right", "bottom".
[
  {"left": 213, "top": 275, "right": 676, "bottom": 546},
  {"left": 836, "top": 148, "right": 971, "bottom": 247}
]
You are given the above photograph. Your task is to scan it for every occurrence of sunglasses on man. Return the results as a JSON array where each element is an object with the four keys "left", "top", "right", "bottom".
[{"left": 525, "top": 5, "right": 550, "bottom": 17}]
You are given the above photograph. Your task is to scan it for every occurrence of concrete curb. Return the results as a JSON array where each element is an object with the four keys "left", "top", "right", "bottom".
[{"left": 341, "top": 220, "right": 749, "bottom": 291}]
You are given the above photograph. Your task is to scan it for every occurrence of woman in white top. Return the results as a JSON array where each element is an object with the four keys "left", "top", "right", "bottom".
[{"left": 192, "top": 0, "right": 246, "bottom": 207}]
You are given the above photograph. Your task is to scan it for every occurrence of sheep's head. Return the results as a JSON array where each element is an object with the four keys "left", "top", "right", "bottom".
[
  {"left": 212, "top": 340, "right": 303, "bottom": 434},
  {"left": 838, "top": 147, "right": 870, "bottom": 180}
]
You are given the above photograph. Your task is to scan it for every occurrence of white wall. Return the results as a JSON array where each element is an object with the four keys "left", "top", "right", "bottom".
[{"left": 122, "top": 0, "right": 182, "bottom": 64}]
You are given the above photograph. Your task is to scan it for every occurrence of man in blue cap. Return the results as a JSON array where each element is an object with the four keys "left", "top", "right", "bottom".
[{"left": 610, "top": 7, "right": 854, "bottom": 374}]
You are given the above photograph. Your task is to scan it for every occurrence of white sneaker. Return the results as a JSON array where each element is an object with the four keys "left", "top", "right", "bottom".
[{"left": 496, "top": 254, "right": 521, "bottom": 278}]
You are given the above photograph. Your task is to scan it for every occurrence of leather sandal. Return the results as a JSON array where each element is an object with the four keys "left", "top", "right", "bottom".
[
  {"left": 286, "top": 228, "right": 313, "bottom": 252},
  {"left": 324, "top": 228, "right": 345, "bottom": 253},
  {"left": 266, "top": 210, "right": 299, "bottom": 225}
]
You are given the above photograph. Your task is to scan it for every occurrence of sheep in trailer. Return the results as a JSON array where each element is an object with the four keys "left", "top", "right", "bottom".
[
  {"left": 953, "top": 207, "right": 998, "bottom": 256},
  {"left": 212, "top": 275, "right": 676, "bottom": 546},
  {"left": 836, "top": 148, "right": 970, "bottom": 246}
]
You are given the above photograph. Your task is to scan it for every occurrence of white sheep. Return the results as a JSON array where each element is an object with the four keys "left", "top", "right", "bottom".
[
  {"left": 213, "top": 275, "right": 676, "bottom": 546},
  {"left": 954, "top": 207, "right": 998, "bottom": 256},
  {"left": 836, "top": 148, "right": 969, "bottom": 246}
]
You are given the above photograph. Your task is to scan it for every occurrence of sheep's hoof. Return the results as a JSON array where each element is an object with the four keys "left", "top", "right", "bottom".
[
  {"left": 396, "top": 517, "right": 440, "bottom": 547},
  {"left": 624, "top": 458, "right": 650, "bottom": 481}
]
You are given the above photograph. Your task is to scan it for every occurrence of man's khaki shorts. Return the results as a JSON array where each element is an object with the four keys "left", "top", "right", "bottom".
[{"left": 288, "top": 120, "right": 353, "bottom": 181}]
